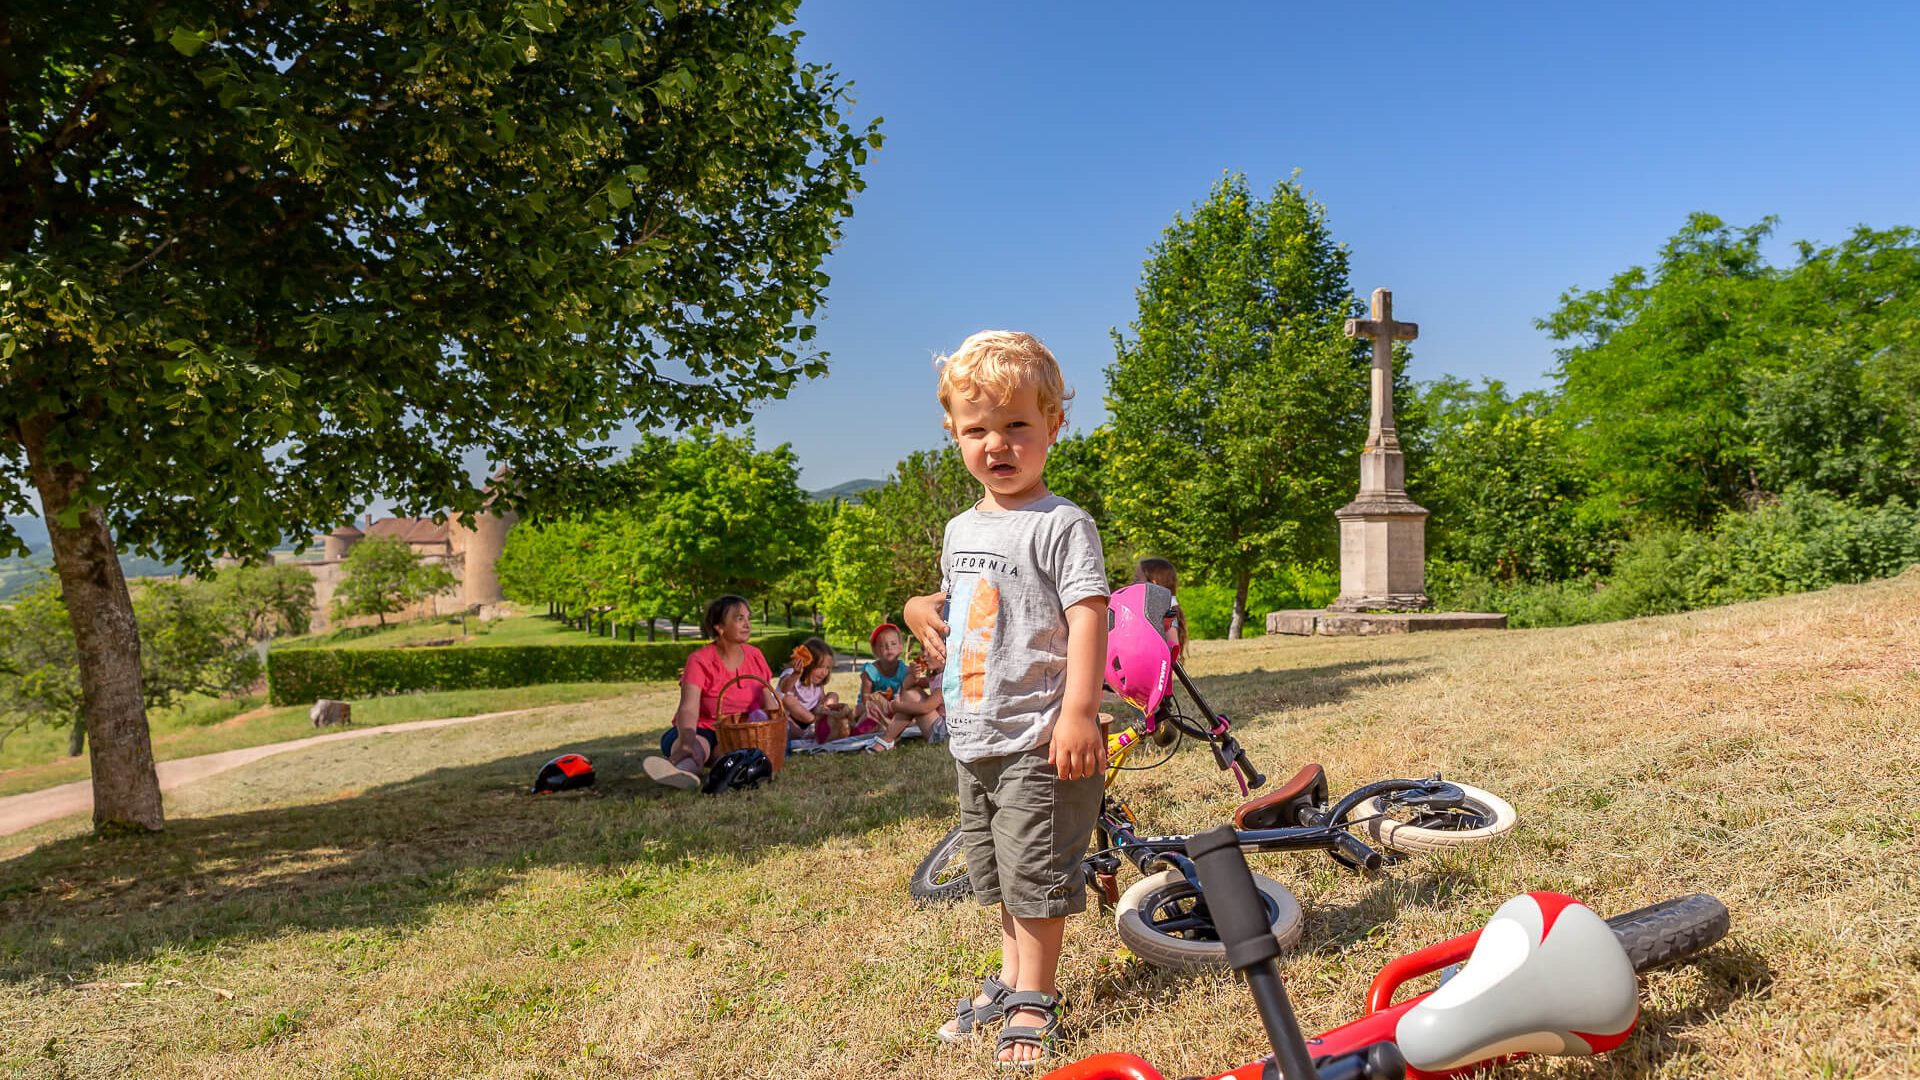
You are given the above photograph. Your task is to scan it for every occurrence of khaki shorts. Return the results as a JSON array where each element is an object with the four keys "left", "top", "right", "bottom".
[{"left": 955, "top": 746, "right": 1103, "bottom": 919}]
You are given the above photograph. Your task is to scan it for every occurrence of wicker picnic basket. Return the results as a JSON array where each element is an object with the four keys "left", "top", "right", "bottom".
[{"left": 713, "top": 672, "right": 787, "bottom": 774}]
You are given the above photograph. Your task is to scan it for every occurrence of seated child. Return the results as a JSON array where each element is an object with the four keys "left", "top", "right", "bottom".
[
  {"left": 778, "top": 637, "right": 854, "bottom": 742},
  {"left": 862, "top": 622, "right": 945, "bottom": 753}
]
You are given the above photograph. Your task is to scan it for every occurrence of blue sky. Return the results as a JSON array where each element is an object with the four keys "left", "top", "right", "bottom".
[
  {"left": 759, "top": 0, "right": 1920, "bottom": 488},
  {"left": 6, "top": 2, "right": 1918, "bottom": 546}
]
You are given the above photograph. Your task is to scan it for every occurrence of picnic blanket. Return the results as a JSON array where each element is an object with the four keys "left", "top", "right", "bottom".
[{"left": 788, "top": 721, "right": 946, "bottom": 754}]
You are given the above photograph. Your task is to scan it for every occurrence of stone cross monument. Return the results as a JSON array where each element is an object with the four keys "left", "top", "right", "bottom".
[{"left": 1329, "top": 288, "right": 1430, "bottom": 612}]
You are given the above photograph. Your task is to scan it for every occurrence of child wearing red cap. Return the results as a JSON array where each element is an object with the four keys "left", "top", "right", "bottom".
[{"left": 860, "top": 622, "right": 944, "bottom": 752}]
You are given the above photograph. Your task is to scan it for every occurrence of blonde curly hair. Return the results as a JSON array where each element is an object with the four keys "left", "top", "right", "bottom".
[{"left": 936, "top": 330, "right": 1071, "bottom": 431}]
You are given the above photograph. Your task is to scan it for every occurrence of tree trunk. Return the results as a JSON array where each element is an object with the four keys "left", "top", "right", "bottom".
[
  {"left": 68, "top": 716, "right": 86, "bottom": 757},
  {"left": 1228, "top": 569, "right": 1250, "bottom": 640},
  {"left": 784, "top": 601, "right": 792, "bottom": 628},
  {"left": 20, "top": 417, "right": 164, "bottom": 832}
]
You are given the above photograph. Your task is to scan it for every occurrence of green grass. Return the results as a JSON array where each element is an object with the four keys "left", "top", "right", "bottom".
[
  {"left": 2, "top": 573, "right": 1917, "bottom": 1076},
  {"left": 0, "top": 681, "right": 660, "bottom": 799}
]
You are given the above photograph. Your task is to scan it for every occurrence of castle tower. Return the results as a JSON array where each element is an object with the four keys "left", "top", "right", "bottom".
[
  {"left": 321, "top": 523, "right": 363, "bottom": 562},
  {"left": 457, "top": 478, "right": 517, "bottom": 607}
]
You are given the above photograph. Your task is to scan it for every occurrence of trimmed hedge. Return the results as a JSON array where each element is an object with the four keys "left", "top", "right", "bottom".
[{"left": 268, "top": 630, "right": 813, "bottom": 705}]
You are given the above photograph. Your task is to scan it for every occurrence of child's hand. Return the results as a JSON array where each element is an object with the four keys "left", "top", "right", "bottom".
[
  {"left": 1049, "top": 711, "right": 1107, "bottom": 782},
  {"left": 904, "top": 592, "right": 949, "bottom": 667}
]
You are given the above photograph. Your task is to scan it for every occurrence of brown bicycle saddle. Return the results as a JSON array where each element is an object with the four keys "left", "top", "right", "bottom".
[{"left": 1232, "top": 763, "right": 1328, "bottom": 830}]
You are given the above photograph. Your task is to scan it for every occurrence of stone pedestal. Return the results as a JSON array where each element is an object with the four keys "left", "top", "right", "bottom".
[{"left": 1329, "top": 489, "right": 1430, "bottom": 612}]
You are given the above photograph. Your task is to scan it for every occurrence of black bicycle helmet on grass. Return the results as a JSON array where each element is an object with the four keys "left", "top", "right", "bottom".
[{"left": 702, "top": 748, "right": 773, "bottom": 795}]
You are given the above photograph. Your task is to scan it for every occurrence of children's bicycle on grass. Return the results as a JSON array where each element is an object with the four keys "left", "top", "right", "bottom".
[
  {"left": 1044, "top": 824, "right": 1731, "bottom": 1080},
  {"left": 908, "top": 584, "right": 1519, "bottom": 970}
]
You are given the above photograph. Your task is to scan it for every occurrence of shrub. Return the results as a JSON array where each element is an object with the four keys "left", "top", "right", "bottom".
[
  {"left": 1179, "top": 563, "right": 1339, "bottom": 639},
  {"left": 267, "top": 631, "right": 812, "bottom": 705},
  {"left": 1428, "top": 491, "right": 1920, "bottom": 628}
]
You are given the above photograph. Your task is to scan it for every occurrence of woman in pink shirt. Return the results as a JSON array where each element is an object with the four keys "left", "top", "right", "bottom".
[{"left": 643, "top": 594, "right": 781, "bottom": 790}]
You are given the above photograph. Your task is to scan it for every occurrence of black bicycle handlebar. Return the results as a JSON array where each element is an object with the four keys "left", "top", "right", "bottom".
[{"left": 1187, "top": 826, "right": 1406, "bottom": 1080}]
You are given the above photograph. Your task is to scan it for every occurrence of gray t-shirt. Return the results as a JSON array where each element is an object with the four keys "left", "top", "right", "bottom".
[{"left": 939, "top": 494, "right": 1109, "bottom": 763}]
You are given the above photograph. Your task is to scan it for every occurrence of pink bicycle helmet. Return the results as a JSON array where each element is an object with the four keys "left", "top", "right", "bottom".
[{"left": 1106, "top": 583, "right": 1176, "bottom": 719}]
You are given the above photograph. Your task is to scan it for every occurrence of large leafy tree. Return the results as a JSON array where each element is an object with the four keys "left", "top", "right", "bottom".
[
  {"left": 1544, "top": 217, "right": 1920, "bottom": 528},
  {"left": 0, "top": 1, "right": 876, "bottom": 829},
  {"left": 1411, "top": 379, "right": 1612, "bottom": 583},
  {"left": 1106, "top": 173, "right": 1372, "bottom": 637},
  {"left": 859, "top": 445, "right": 979, "bottom": 597},
  {"left": 1542, "top": 215, "right": 1777, "bottom": 526},
  {"left": 817, "top": 502, "right": 891, "bottom": 649}
]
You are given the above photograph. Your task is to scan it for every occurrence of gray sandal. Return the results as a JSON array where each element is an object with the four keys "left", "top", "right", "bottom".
[
  {"left": 935, "top": 974, "right": 1012, "bottom": 1043},
  {"left": 995, "top": 990, "right": 1064, "bottom": 1068}
]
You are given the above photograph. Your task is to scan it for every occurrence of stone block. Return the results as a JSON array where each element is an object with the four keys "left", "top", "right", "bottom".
[
  {"left": 310, "top": 699, "right": 353, "bottom": 728},
  {"left": 1264, "top": 610, "right": 1507, "bottom": 636}
]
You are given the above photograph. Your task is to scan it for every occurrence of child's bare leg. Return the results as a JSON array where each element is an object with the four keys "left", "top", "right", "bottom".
[
  {"left": 1001, "top": 913, "right": 1065, "bottom": 1064},
  {"left": 939, "top": 906, "right": 1019, "bottom": 1038}
]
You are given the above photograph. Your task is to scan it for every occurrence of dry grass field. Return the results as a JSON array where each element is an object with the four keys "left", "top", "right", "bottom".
[{"left": 1, "top": 570, "right": 1916, "bottom": 1078}]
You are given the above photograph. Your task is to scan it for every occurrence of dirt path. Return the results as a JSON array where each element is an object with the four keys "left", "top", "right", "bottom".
[{"left": 0, "top": 709, "right": 530, "bottom": 838}]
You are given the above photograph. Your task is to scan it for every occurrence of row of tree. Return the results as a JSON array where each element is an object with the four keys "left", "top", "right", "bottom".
[{"left": 494, "top": 431, "right": 820, "bottom": 633}]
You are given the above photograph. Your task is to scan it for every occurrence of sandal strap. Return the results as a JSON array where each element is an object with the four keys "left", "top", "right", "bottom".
[
  {"left": 995, "top": 1007, "right": 1062, "bottom": 1052},
  {"left": 974, "top": 973, "right": 1012, "bottom": 1023},
  {"left": 999, "top": 990, "right": 1061, "bottom": 1014}
]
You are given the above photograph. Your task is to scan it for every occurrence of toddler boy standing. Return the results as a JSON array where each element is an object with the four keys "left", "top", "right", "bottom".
[{"left": 905, "top": 330, "right": 1109, "bottom": 1066}]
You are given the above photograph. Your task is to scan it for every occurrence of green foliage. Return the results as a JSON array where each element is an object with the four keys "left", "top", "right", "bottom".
[
  {"left": 1543, "top": 214, "right": 1777, "bottom": 525},
  {"left": 1409, "top": 379, "right": 1616, "bottom": 582},
  {"left": 1544, "top": 217, "right": 1920, "bottom": 526},
  {"left": 0, "top": 0, "right": 880, "bottom": 564},
  {"left": 0, "top": 572, "right": 264, "bottom": 752},
  {"left": 1045, "top": 428, "right": 1133, "bottom": 586},
  {"left": 266, "top": 631, "right": 812, "bottom": 705},
  {"left": 1429, "top": 489, "right": 1920, "bottom": 627},
  {"left": 330, "top": 537, "right": 458, "bottom": 627},
  {"left": 497, "top": 431, "right": 814, "bottom": 625},
  {"left": 1105, "top": 172, "right": 1371, "bottom": 635},
  {"left": 203, "top": 563, "right": 316, "bottom": 640},
  {"left": 858, "top": 444, "right": 980, "bottom": 598},
  {"left": 817, "top": 503, "right": 892, "bottom": 648},
  {"left": 1176, "top": 564, "right": 1339, "bottom": 639}
]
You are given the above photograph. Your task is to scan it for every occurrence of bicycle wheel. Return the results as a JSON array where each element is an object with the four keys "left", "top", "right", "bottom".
[
  {"left": 1607, "top": 893, "right": 1730, "bottom": 972},
  {"left": 1114, "top": 868, "right": 1303, "bottom": 972},
  {"left": 1352, "top": 782, "right": 1518, "bottom": 853},
  {"left": 909, "top": 825, "right": 974, "bottom": 904}
]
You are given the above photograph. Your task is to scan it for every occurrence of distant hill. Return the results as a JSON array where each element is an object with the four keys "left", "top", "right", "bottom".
[
  {"left": 4, "top": 515, "right": 48, "bottom": 551},
  {"left": 0, "top": 545, "right": 185, "bottom": 601},
  {"left": 809, "top": 478, "right": 884, "bottom": 503}
]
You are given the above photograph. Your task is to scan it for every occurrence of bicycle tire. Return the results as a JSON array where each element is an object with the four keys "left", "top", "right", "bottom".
[
  {"left": 1606, "top": 893, "right": 1730, "bottom": 972},
  {"left": 909, "top": 825, "right": 974, "bottom": 904},
  {"left": 1353, "top": 782, "right": 1518, "bottom": 853},
  {"left": 1114, "top": 868, "right": 1303, "bottom": 972}
]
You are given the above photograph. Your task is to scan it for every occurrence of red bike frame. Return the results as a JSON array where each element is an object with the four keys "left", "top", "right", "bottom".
[{"left": 1045, "top": 892, "right": 1636, "bottom": 1080}]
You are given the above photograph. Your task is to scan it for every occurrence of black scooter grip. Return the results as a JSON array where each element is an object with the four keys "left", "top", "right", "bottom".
[{"left": 1187, "top": 825, "right": 1280, "bottom": 971}]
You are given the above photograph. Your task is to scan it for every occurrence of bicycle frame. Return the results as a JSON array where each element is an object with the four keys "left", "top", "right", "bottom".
[{"left": 1097, "top": 657, "right": 1464, "bottom": 891}]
